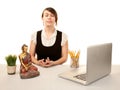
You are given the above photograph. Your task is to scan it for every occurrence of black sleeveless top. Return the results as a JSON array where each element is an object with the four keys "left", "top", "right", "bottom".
[{"left": 35, "top": 30, "right": 62, "bottom": 61}]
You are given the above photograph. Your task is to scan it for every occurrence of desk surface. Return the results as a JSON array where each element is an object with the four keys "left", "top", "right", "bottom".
[{"left": 0, "top": 64, "right": 120, "bottom": 90}]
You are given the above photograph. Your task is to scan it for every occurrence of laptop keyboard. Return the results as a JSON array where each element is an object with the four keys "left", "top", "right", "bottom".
[{"left": 74, "top": 73, "right": 86, "bottom": 81}]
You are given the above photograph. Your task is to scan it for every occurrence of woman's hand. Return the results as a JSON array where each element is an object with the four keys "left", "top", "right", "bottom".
[
  {"left": 37, "top": 57, "right": 55, "bottom": 67},
  {"left": 43, "top": 57, "right": 55, "bottom": 67},
  {"left": 37, "top": 59, "right": 45, "bottom": 66}
]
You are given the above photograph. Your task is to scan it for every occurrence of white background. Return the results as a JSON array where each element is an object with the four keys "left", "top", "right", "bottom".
[{"left": 0, "top": 0, "right": 120, "bottom": 65}]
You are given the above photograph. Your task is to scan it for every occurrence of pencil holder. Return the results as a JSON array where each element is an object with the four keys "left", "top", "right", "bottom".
[{"left": 69, "top": 50, "right": 80, "bottom": 68}]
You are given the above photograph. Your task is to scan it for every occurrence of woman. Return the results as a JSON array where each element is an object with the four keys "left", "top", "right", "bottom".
[{"left": 29, "top": 7, "right": 68, "bottom": 67}]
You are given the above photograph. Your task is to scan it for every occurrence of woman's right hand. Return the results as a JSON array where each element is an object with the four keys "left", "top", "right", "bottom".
[{"left": 37, "top": 59, "right": 45, "bottom": 66}]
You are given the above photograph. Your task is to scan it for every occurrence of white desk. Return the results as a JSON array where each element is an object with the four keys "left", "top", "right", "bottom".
[{"left": 0, "top": 64, "right": 120, "bottom": 90}]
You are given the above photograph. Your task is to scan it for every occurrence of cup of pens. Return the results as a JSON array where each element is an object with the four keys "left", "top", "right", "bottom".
[{"left": 69, "top": 50, "right": 80, "bottom": 68}]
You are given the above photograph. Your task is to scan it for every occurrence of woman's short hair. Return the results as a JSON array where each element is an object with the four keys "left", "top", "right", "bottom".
[{"left": 42, "top": 7, "right": 58, "bottom": 25}]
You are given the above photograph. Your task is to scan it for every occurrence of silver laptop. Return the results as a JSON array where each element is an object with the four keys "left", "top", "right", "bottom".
[{"left": 59, "top": 43, "right": 112, "bottom": 85}]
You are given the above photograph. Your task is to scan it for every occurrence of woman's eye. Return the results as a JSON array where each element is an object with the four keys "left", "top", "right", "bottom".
[
  {"left": 45, "top": 14, "right": 48, "bottom": 17},
  {"left": 44, "top": 14, "right": 54, "bottom": 17},
  {"left": 51, "top": 14, "right": 54, "bottom": 17}
]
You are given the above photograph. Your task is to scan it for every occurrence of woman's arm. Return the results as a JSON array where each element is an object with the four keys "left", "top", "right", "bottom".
[
  {"left": 29, "top": 41, "right": 39, "bottom": 64},
  {"left": 29, "top": 40, "right": 45, "bottom": 66},
  {"left": 54, "top": 40, "right": 68, "bottom": 65}
]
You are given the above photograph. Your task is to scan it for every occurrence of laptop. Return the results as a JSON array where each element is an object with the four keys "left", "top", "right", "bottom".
[{"left": 59, "top": 43, "right": 112, "bottom": 85}]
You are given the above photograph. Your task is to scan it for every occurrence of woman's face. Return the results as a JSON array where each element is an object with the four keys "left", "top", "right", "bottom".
[{"left": 42, "top": 10, "right": 56, "bottom": 27}]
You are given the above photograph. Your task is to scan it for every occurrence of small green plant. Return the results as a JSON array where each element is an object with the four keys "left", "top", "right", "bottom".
[{"left": 5, "top": 55, "right": 17, "bottom": 66}]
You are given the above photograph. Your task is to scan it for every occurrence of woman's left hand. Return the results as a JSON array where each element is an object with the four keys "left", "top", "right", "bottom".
[{"left": 43, "top": 57, "right": 55, "bottom": 67}]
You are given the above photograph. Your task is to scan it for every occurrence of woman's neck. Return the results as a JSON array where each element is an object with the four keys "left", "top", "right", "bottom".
[
  {"left": 44, "top": 26, "right": 55, "bottom": 33},
  {"left": 44, "top": 26, "right": 55, "bottom": 39}
]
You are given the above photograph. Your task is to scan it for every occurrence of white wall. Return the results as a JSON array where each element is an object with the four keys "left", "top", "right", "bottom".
[{"left": 0, "top": 0, "right": 120, "bottom": 65}]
